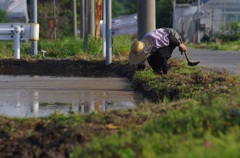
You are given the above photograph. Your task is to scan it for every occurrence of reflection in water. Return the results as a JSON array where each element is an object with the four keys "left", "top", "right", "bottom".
[{"left": 0, "top": 90, "right": 142, "bottom": 118}]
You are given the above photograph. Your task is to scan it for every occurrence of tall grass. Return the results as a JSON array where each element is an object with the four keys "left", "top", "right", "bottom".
[{"left": 0, "top": 35, "right": 134, "bottom": 59}]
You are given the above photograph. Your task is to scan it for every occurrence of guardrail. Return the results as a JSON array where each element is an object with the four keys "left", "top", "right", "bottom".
[{"left": 0, "top": 23, "right": 39, "bottom": 59}]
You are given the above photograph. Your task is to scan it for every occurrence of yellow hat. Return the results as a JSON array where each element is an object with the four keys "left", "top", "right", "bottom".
[{"left": 128, "top": 37, "right": 153, "bottom": 65}]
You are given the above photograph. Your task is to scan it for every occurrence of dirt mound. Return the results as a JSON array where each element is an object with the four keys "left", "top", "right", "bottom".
[{"left": 0, "top": 59, "right": 127, "bottom": 77}]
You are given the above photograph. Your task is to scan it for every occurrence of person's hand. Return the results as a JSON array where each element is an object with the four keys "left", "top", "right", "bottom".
[{"left": 179, "top": 43, "right": 187, "bottom": 52}]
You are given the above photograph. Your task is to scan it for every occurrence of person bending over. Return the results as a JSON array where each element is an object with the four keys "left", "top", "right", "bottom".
[{"left": 129, "top": 28, "right": 187, "bottom": 75}]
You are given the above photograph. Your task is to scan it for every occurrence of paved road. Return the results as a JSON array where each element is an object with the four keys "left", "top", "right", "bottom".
[{"left": 172, "top": 48, "right": 240, "bottom": 75}]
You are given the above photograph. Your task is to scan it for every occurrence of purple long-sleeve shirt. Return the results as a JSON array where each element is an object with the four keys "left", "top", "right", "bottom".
[{"left": 143, "top": 28, "right": 170, "bottom": 51}]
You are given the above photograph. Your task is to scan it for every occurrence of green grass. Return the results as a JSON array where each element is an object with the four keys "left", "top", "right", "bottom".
[
  {"left": 191, "top": 40, "right": 240, "bottom": 51},
  {"left": 0, "top": 35, "right": 133, "bottom": 59},
  {"left": 70, "top": 86, "right": 240, "bottom": 158}
]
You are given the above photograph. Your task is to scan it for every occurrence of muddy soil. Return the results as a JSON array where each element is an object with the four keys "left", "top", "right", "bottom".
[
  {"left": 0, "top": 59, "right": 137, "bottom": 158},
  {"left": 0, "top": 59, "right": 134, "bottom": 77}
]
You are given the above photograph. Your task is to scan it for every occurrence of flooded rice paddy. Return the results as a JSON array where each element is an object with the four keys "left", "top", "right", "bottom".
[{"left": 0, "top": 75, "right": 143, "bottom": 117}]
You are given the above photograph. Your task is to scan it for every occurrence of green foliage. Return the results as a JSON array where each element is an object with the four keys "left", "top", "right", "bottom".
[
  {"left": 37, "top": 35, "right": 131, "bottom": 58},
  {"left": 71, "top": 88, "right": 240, "bottom": 157},
  {"left": 112, "top": 35, "right": 133, "bottom": 56},
  {"left": 0, "top": 9, "right": 8, "bottom": 22},
  {"left": 88, "top": 36, "right": 103, "bottom": 55},
  {"left": 0, "top": 35, "right": 133, "bottom": 59},
  {"left": 156, "top": 0, "right": 174, "bottom": 28},
  {"left": 48, "top": 113, "right": 83, "bottom": 127},
  {"left": 39, "top": 38, "right": 84, "bottom": 58},
  {"left": 37, "top": 1, "right": 72, "bottom": 39},
  {"left": 214, "top": 20, "right": 240, "bottom": 42},
  {"left": 112, "top": 0, "right": 125, "bottom": 18}
]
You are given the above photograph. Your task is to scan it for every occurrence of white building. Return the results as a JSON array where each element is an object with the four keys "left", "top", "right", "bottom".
[{"left": 173, "top": 0, "right": 240, "bottom": 43}]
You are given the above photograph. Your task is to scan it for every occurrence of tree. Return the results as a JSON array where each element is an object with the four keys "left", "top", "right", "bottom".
[
  {"left": 0, "top": 9, "right": 8, "bottom": 22},
  {"left": 112, "top": 0, "right": 125, "bottom": 18},
  {"left": 156, "top": 0, "right": 173, "bottom": 28}
]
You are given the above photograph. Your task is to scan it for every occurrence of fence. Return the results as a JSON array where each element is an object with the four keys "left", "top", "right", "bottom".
[{"left": 0, "top": 23, "right": 39, "bottom": 59}]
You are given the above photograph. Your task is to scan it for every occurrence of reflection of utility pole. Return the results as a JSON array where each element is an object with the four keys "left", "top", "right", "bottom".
[{"left": 30, "top": 91, "right": 39, "bottom": 117}]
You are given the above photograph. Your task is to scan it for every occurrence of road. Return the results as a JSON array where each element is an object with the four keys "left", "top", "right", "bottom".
[{"left": 173, "top": 48, "right": 240, "bottom": 75}]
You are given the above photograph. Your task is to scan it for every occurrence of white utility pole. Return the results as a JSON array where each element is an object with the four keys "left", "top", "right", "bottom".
[
  {"left": 105, "top": 0, "right": 112, "bottom": 65},
  {"left": 30, "top": 0, "right": 38, "bottom": 55}
]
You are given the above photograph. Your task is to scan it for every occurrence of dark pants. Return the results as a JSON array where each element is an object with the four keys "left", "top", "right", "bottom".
[
  {"left": 137, "top": 34, "right": 179, "bottom": 74},
  {"left": 147, "top": 44, "right": 176, "bottom": 74}
]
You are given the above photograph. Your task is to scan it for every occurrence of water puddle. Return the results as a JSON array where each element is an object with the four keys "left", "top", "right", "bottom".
[{"left": 0, "top": 76, "right": 143, "bottom": 118}]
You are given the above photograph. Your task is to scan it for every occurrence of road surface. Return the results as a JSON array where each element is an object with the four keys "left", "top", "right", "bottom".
[{"left": 173, "top": 48, "right": 240, "bottom": 75}]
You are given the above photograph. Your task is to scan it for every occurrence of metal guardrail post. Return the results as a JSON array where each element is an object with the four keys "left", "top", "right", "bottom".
[{"left": 0, "top": 23, "right": 39, "bottom": 59}]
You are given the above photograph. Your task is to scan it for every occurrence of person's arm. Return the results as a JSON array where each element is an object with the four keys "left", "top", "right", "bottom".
[{"left": 166, "top": 28, "right": 187, "bottom": 52}]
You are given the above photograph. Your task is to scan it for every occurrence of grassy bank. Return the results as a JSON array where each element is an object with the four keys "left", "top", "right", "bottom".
[
  {"left": 70, "top": 60, "right": 240, "bottom": 157},
  {"left": 71, "top": 89, "right": 240, "bottom": 158}
]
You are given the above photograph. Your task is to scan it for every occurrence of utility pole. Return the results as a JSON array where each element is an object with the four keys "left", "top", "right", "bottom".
[
  {"left": 197, "top": 0, "right": 200, "bottom": 43},
  {"left": 84, "top": 0, "right": 89, "bottom": 53},
  {"left": 53, "top": 0, "right": 57, "bottom": 39},
  {"left": 89, "top": 0, "right": 95, "bottom": 36},
  {"left": 105, "top": 0, "right": 112, "bottom": 64},
  {"left": 95, "top": 0, "right": 102, "bottom": 40},
  {"left": 172, "top": 0, "right": 176, "bottom": 30},
  {"left": 80, "top": 0, "right": 85, "bottom": 38},
  {"left": 72, "top": 0, "right": 77, "bottom": 38},
  {"left": 102, "top": 0, "right": 106, "bottom": 57},
  {"left": 30, "top": 0, "right": 38, "bottom": 56},
  {"left": 137, "top": 0, "right": 156, "bottom": 40}
]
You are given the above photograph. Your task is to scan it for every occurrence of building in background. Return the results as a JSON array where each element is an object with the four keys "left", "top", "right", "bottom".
[
  {"left": 0, "top": 0, "right": 29, "bottom": 22},
  {"left": 173, "top": 0, "right": 240, "bottom": 43}
]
